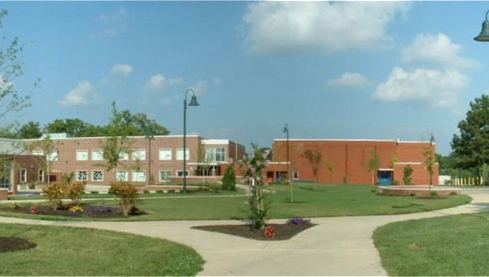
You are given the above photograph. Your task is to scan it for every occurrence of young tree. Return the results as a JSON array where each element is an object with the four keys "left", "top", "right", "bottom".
[
  {"left": 367, "top": 148, "right": 380, "bottom": 186},
  {"left": 403, "top": 164, "right": 413, "bottom": 186},
  {"left": 221, "top": 165, "right": 236, "bottom": 191},
  {"left": 26, "top": 134, "right": 62, "bottom": 186},
  {"left": 423, "top": 144, "right": 436, "bottom": 196},
  {"left": 326, "top": 160, "right": 335, "bottom": 183},
  {"left": 302, "top": 146, "right": 322, "bottom": 184}
]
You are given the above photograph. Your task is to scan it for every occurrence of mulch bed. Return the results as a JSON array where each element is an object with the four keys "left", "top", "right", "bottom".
[
  {"left": 0, "top": 203, "right": 147, "bottom": 218},
  {"left": 0, "top": 237, "right": 37, "bottom": 253},
  {"left": 192, "top": 223, "right": 316, "bottom": 241}
]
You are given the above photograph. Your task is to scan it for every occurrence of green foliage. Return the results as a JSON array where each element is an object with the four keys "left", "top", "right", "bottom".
[
  {"left": 431, "top": 191, "right": 438, "bottom": 197},
  {"left": 480, "top": 163, "right": 489, "bottom": 186},
  {"left": 206, "top": 182, "right": 221, "bottom": 193},
  {"left": 61, "top": 172, "right": 75, "bottom": 185},
  {"left": 302, "top": 146, "right": 322, "bottom": 183},
  {"left": 41, "top": 182, "right": 67, "bottom": 211},
  {"left": 452, "top": 95, "right": 489, "bottom": 171},
  {"left": 392, "top": 180, "right": 400, "bottom": 186},
  {"left": 436, "top": 153, "right": 454, "bottom": 175},
  {"left": 221, "top": 165, "right": 236, "bottom": 191},
  {"left": 108, "top": 182, "right": 139, "bottom": 217},
  {"left": 18, "top": 121, "right": 42, "bottom": 139},
  {"left": 403, "top": 165, "right": 413, "bottom": 185}
]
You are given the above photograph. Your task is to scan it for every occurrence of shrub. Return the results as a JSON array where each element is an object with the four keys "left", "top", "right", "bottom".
[
  {"left": 108, "top": 182, "right": 139, "bottom": 217},
  {"left": 431, "top": 191, "right": 438, "bottom": 197},
  {"left": 207, "top": 182, "right": 221, "bottom": 193},
  {"left": 42, "top": 182, "right": 67, "bottom": 211},
  {"left": 264, "top": 226, "right": 276, "bottom": 238},
  {"left": 371, "top": 189, "right": 377, "bottom": 193},
  {"left": 410, "top": 193, "right": 416, "bottom": 197},
  {"left": 156, "top": 190, "right": 164, "bottom": 194},
  {"left": 90, "top": 191, "right": 99, "bottom": 194},
  {"left": 392, "top": 180, "right": 400, "bottom": 186},
  {"left": 403, "top": 165, "right": 413, "bottom": 185},
  {"left": 63, "top": 182, "right": 86, "bottom": 205},
  {"left": 167, "top": 190, "right": 175, "bottom": 194},
  {"left": 449, "top": 192, "right": 457, "bottom": 196},
  {"left": 143, "top": 190, "right": 150, "bottom": 194},
  {"left": 221, "top": 165, "right": 236, "bottom": 191}
]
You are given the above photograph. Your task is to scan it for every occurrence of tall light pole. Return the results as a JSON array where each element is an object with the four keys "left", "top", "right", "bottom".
[
  {"left": 183, "top": 88, "right": 200, "bottom": 194},
  {"left": 144, "top": 130, "right": 154, "bottom": 186},
  {"left": 283, "top": 123, "right": 292, "bottom": 203},
  {"left": 429, "top": 133, "right": 435, "bottom": 188},
  {"left": 475, "top": 10, "right": 489, "bottom": 41}
]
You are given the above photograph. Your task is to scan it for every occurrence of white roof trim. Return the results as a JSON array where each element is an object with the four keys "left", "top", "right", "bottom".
[
  {"left": 202, "top": 139, "right": 229, "bottom": 145},
  {"left": 23, "top": 134, "right": 202, "bottom": 141},
  {"left": 274, "top": 138, "right": 435, "bottom": 144},
  {"left": 378, "top": 168, "right": 394, "bottom": 171}
]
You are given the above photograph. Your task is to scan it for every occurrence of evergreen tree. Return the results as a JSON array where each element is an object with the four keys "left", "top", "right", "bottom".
[{"left": 221, "top": 165, "right": 236, "bottom": 191}]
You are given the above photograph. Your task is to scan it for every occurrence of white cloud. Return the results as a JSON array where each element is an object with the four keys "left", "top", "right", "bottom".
[
  {"left": 59, "top": 81, "right": 97, "bottom": 107},
  {"left": 91, "top": 8, "right": 128, "bottom": 38},
  {"left": 325, "top": 73, "right": 371, "bottom": 88},
  {"left": 213, "top": 78, "right": 223, "bottom": 85},
  {"left": 373, "top": 67, "right": 469, "bottom": 109},
  {"left": 144, "top": 73, "right": 182, "bottom": 91},
  {"left": 242, "top": 1, "right": 411, "bottom": 54},
  {"left": 110, "top": 64, "right": 133, "bottom": 77},
  {"left": 192, "top": 79, "right": 207, "bottom": 96},
  {"left": 401, "top": 33, "right": 480, "bottom": 69},
  {"left": 161, "top": 94, "right": 180, "bottom": 106},
  {"left": 99, "top": 8, "right": 127, "bottom": 23}
]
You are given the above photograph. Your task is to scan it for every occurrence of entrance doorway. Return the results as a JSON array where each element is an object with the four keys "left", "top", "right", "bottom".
[{"left": 377, "top": 170, "right": 393, "bottom": 186}]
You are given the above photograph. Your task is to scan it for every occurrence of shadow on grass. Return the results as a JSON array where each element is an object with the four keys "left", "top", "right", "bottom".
[{"left": 392, "top": 203, "right": 425, "bottom": 209}]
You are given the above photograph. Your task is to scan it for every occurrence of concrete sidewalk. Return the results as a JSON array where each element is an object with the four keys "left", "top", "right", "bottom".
[{"left": 0, "top": 192, "right": 488, "bottom": 276}]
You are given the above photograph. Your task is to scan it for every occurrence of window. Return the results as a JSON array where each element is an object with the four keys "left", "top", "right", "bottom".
[
  {"left": 48, "top": 151, "right": 58, "bottom": 161},
  {"left": 205, "top": 147, "right": 226, "bottom": 162},
  {"left": 176, "top": 148, "right": 189, "bottom": 160},
  {"left": 159, "top": 170, "right": 172, "bottom": 181},
  {"left": 76, "top": 170, "right": 88, "bottom": 181},
  {"left": 20, "top": 168, "right": 27, "bottom": 183},
  {"left": 92, "top": 170, "right": 104, "bottom": 181},
  {"left": 116, "top": 170, "right": 128, "bottom": 182},
  {"left": 132, "top": 171, "right": 146, "bottom": 182},
  {"left": 132, "top": 149, "right": 146, "bottom": 161},
  {"left": 92, "top": 149, "right": 104, "bottom": 161},
  {"left": 76, "top": 150, "right": 88, "bottom": 161},
  {"left": 293, "top": 171, "right": 299, "bottom": 180},
  {"left": 119, "top": 151, "right": 129, "bottom": 160},
  {"left": 159, "top": 149, "right": 172, "bottom": 160},
  {"left": 177, "top": 170, "right": 189, "bottom": 177},
  {"left": 32, "top": 150, "right": 44, "bottom": 156},
  {"left": 38, "top": 169, "right": 44, "bottom": 182}
]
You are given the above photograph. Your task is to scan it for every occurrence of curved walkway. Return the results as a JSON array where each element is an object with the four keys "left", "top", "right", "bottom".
[{"left": 1, "top": 191, "right": 488, "bottom": 276}]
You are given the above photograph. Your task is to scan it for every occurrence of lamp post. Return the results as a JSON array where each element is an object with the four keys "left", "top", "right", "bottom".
[
  {"left": 429, "top": 133, "right": 435, "bottom": 188},
  {"left": 183, "top": 88, "right": 200, "bottom": 194},
  {"left": 283, "top": 123, "right": 292, "bottom": 202},
  {"left": 475, "top": 10, "right": 489, "bottom": 41},
  {"left": 144, "top": 130, "right": 154, "bottom": 186}
]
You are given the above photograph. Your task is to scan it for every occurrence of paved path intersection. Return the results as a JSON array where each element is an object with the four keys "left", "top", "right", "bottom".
[{"left": 1, "top": 190, "right": 488, "bottom": 276}]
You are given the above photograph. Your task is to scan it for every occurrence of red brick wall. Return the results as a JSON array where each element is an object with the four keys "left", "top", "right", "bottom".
[{"left": 270, "top": 139, "right": 438, "bottom": 185}]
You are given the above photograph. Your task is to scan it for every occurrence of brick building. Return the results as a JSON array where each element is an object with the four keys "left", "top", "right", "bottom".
[
  {"left": 22, "top": 134, "right": 245, "bottom": 187},
  {"left": 266, "top": 139, "right": 438, "bottom": 185}
]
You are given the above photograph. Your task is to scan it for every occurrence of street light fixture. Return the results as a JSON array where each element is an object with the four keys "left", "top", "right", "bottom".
[
  {"left": 283, "top": 123, "right": 293, "bottom": 202},
  {"left": 183, "top": 88, "right": 200, "bottom": 194},
  {"left": 474, "top": 10, "right": 489, "bottom": 41},
  {"left": 144, "top": 129, "right": 154, "bottom": 186}
]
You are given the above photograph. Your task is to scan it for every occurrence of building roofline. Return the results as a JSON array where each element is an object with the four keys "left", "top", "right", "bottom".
[
  {"left": 23, "top": 134, "right": 203, "bottom": 141},
  {"left": 273, "top": 138, "right": 435, "bottom": 144}
]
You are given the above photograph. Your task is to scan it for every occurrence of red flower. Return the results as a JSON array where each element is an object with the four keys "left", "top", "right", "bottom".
[
  {"left": 30, "top": 206, "right": 38, "bottom": 214},
  {"left": 264, "top": 226, "right": 276, "bottom": 239}
]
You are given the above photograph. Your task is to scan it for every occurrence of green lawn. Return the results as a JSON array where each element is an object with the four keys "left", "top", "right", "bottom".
[
  {"left": 0, "top": 223, "right": 204, "bottom": 276},
  {"left": 373, "top": 213, "right": 489, "bottom": 276},
  {"left": 0, "top": 184, "right": 472, "bottom": 221}
]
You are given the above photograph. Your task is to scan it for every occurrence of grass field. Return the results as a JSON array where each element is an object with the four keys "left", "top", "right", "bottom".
[
  {"left": 0, "top": 184, "right": 472, "bottom": 221},
  {"left": 373, "top": 213, "right": 489, "bottom": 276},
  {"left": 0, "top": 223, "right": 204, "bottom": 276}
]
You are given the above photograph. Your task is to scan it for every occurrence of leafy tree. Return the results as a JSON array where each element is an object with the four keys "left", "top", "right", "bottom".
[
  {"left": 303, "top": 146, "right": 322, "bottom": 184},
  {"left": 403, "top": 164, "right": 413, "bottom": 186},
  {"left": 27, "top": 134, "right": 62, "bottom": 186},
  {"left": 423, "top": 144, "right": 436, "bottom": 196},
  {"left": 436, "top": 153, "right": 454, "bottom": 175},
  {"left": 452, "top": 95, "right": 489, "bottom": 172},
  {"left": 480, "top": 164, "right": 489, "bottom": 186},
  {"left": 18, "top": 121, "right": 42, "bottom": 139},
  {"left": 367, "top": 148, "right": 380, "bottom": 186},
  {"left": 221, "top": 165, "right": 236, "bottom": 191},
  {"left": 44, "top": 118, "right": 103, "bottom": 137}
]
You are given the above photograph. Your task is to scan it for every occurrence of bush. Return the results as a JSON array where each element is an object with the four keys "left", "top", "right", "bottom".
[
  {"left": 143, "top": 190, "right": 150, "bottom": 194},
  {"left": 207, "top": 182, "right": 221, "bottom": 193},
  {"left": 410, "top": 193, "right": 416, "bottom": 197},
  {"left": 403, "top": 165, "right": 413, "bottom": 186},
  {"left": 431, "top": 191, "right": 438, "bottom": 197},
  {"left": 42, "top": 182, "right": 67, "bottom": 211},
  {"left": 392, "top": 180, "right": 400, "bottom": 186},
  {"left": 11, "top": 202, "right": 19, "bottom": 210},
  {"left": 156, "top": 190, "right": 164, "bottom": 194},
  {"left": 108, "top": 182, "right": 139, "bottom": 217},
  {"left": 63, "top": 182, "right": 86, "bottom": 205},
  {"left": 90, "top": 191, "right": 99, "bottom": 194},
  {"left": 449, "top": 192, "right": 457, "bottom": 196},
  {"left": 167, "top": 190, "right": 175, "bottom": 194},
  {"left": 221, "top": 166, "right": 236, "bottom": 191}
]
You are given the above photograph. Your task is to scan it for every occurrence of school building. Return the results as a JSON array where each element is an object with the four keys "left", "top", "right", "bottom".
[{"left": 266, "top": 139, "right": 438, "bottom": 185}]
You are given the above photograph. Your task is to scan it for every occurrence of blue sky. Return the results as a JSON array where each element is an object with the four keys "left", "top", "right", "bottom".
[{"left": 2, "top": 1, "right": 489, "bottom": 155}]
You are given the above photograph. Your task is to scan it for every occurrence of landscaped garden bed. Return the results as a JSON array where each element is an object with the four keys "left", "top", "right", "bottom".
[
  {"left": 193, "top": 218, "right": 315, "bottom": 240},
  {"left": 0, "top": 203, "right": 148, "bottom": 218},
  {"left": 0, "top": 237, "right": 37, "bottom": 253}
]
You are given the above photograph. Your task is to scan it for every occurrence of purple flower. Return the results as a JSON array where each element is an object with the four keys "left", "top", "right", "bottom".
[{"left": 287, "top": 217, "right": 311, "bottom": 226}]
